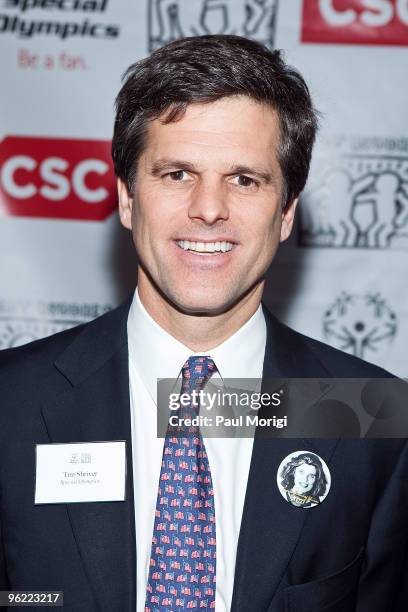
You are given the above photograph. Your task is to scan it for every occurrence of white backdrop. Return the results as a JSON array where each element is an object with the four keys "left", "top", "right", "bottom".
[{"left": 1, "top": 0, "right": 407, "bottom": 375}]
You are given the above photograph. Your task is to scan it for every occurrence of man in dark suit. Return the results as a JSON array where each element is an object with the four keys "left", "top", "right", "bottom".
[{"left": 0, "top": 35, "right": 407, "bottom": 612}]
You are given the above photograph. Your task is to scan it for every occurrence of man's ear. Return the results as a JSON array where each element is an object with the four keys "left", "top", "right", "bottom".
[
  {"left": 280, "top": 196, "right": 299, "bottom": 243},
  {"left": 117, "top": 178, "right": 133, "bottom": 230}
]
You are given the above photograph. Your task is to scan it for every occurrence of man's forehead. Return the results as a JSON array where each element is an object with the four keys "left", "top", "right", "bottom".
[{"left": 142, "top": 97, "right": 280, "bottom": 163}]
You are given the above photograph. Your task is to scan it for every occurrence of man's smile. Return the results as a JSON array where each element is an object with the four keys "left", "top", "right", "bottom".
[
  {"left": 175, "top": 239, "right": 237, "bottom": 254},
  {"left": 172, "top": 239, "right": 239, "bottom": 268}
]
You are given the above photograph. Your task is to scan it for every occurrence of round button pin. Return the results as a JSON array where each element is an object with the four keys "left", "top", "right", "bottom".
[{"left": 277, "top": 451, "right": 331, "bottom": 508}]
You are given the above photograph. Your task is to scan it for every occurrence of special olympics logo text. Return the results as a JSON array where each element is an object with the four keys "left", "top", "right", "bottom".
[
  {"left": 0, "top": 136, "right": 117, "bottom": 221},
  {"left": 148, "top": 0, "right": 278, "bottom": 51}
]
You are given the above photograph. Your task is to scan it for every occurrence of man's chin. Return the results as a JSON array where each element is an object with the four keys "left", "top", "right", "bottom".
[
  {"left": 173, "top": 300, "right": 233, "bottom": 317},
  {"left": 168, "top": 292, "right": 237, "bottom": 317}
]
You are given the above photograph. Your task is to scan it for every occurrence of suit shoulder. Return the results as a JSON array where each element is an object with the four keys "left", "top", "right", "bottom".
[
  {"left": 0, "top": 299, "right": 130, "bottom": 397},
  {"left": 0, "top": 324, "right": 87, "bottom": 423},
  {"left": 0, "top": 298, "right": 129, "bottom": 374},
  {"left": 0, "top": 322, "right": 86, "bottom": 376}
]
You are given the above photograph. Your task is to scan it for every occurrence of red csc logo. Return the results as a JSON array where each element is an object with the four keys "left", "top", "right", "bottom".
[
  {"left": 0, "top": 136, "right": 117, "bottom": 221},
  {"left": 302, "top": 0, "right": 408, "bottom": 45}
]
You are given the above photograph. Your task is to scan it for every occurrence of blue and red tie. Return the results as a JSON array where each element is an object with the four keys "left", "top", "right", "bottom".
[{"left": 145, "top": 356, "right": 217, "bottom": 611}]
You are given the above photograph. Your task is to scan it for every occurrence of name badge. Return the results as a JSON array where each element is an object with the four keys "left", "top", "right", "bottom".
[{"left": 34, "top": 440, "right": 127, "bottom": 504}]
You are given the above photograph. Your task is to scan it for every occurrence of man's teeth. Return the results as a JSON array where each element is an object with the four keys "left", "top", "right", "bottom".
[{"left": 176, "top": 240, "right": 234, "bottom": 253}]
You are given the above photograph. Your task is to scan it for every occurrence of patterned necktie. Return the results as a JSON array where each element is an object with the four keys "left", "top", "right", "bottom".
[{"left": 145, "top": 356, "right": 217, "bottom": 611}]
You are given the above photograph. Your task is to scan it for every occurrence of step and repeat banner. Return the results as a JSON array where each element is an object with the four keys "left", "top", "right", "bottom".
[{"left": 0, "top": 0, "right": 407, "bottom": 375}]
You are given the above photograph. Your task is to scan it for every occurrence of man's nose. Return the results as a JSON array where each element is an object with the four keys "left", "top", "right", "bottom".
[{"left": 187, "top": 178, "right": 229, "bottom": 225}]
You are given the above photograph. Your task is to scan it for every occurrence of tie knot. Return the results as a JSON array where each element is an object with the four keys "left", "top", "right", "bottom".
[{"left": 181, "top": 355, "right": 217, "bottom": 393}]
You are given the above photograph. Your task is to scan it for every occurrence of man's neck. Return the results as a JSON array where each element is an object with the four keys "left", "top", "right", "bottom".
[{"left": 137, "top": 279, "right": 264, "bottom": 352}]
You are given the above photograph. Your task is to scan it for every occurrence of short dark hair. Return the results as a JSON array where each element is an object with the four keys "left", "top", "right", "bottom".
[{"left": 112, "top": 34, "right": 319, "bottom": 208}]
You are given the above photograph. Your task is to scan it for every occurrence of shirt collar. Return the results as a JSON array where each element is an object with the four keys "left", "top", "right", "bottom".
[{"left": 127, "top": 287, "right": 266, "bottom": 400}]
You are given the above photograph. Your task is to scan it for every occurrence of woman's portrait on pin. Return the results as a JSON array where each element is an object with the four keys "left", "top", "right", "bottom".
[{"left": 277, "top": 451, "right": 331, "bottom": 508}]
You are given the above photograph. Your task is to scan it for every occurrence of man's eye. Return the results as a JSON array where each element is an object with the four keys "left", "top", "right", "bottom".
[
  {"left": 167, "top": 170, "right": 186, "bottom": 181},
  {"left": 234, "top": 175, "right": 257, "bottom": 187}
]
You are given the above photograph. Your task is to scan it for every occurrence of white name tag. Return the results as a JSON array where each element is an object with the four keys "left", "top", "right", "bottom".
[{"left": 34, "top": 441, "right": 127, "bottom": 504}]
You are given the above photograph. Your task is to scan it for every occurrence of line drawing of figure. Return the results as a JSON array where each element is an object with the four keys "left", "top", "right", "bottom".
[
  {"left": 312, "top": 169, "right": 376, "bottom": 247},
  {"left": 151, "top": 0, "right": 276, "bottom": 47},
  {"left": 152, "top": 0, "right": 206, "bottom": 42},
  {"left": 354, "top": 172, "right": 408, "bottom": 248},
  {"left": 394, "top": 181, "right": 408, "bottom": 230},
  {"left": 226, "top": 0, "right": 276, "bottom": 37}
]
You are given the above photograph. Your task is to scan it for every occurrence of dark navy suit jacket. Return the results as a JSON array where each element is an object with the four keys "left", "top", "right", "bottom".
[{"left": 0, "top": 297, "right": 407, "bottom": 611}]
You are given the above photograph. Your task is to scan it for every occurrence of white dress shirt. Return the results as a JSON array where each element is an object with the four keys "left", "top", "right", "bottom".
[{"left": 127, "top": 288, "right": 267, "bottom": 611}]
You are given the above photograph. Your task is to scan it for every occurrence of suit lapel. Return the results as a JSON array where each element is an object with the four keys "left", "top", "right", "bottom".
[
  {"left": 231, "top": 306, "right": 339, "bottom": 611},
  {"left": 40, "top": 297, "right": 136, "bottom": 612}
]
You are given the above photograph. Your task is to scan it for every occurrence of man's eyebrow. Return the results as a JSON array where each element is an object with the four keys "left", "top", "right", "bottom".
[
  {"left": 150, "top": 158, "right": 275, "bottom": 184},
  {"left": 227, "top": 164, "right": 275, "bottom": 185},
  {"left": 150, "top": 159, "right": 197, "bottom": 176}
]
